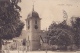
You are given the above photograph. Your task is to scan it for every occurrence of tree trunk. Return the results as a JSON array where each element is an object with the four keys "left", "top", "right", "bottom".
[{"left": 0, "top": 38, "right": 2, "bottom": 53}]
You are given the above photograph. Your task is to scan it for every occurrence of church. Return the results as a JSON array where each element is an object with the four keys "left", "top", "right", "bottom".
[
  {"left": 2, "top": 5, "right": 48, "bottom": 51},
  {"left": 23, "top": 6, "right": 42, "bottom": 50},
  {"left": 14, "top": 6, "right": 47, "bottom": 51}
]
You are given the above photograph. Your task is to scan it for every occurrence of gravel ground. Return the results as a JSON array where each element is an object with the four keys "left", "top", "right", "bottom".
[{"left": 3, "top": 50, "right": 79, "bottom": 53}]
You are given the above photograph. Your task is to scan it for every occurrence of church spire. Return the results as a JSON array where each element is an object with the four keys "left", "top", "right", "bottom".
[
  {"left": 32, "top": 4, "right": 34, "bottom": 11},
  {"left": 32, "top": 0, "right": 35, "bottom": 11}
]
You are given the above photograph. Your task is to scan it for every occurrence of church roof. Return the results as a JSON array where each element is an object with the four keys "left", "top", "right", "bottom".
[
  {"left": 27, "top": 10, "right": 39, "bottom": 18},
  {"left": 27, "top": 4, "right": 39, "bottom": 18}
]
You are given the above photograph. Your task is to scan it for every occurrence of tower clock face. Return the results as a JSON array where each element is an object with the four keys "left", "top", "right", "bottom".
[{"left": 35, "top": 25, "right": 38, "bottom": 29}]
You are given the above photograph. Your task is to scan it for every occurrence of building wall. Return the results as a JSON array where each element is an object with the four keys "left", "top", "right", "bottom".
[{"left": 26, "top": 16, "right": 41, "bottom": 51}]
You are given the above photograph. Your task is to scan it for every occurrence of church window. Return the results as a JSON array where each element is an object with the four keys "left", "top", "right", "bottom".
[
  {"left": 28, "top": 20, "right": 30, "bottom": 25},
  {"left": 22, "top": 38, "right": 26, "bottom": 46},
  {"left": 34, "top": 20, "right": 38, "bottom": 29},
  {"left": 35, "top": 20, "right": 37, "bottom": 24},
  {"left": 28, "top": 26, "right": 30, "bottom": 29},
  {"left": 28, "top": 36, "right": 29, "bottom": 40},
  {"left": 28, "top": 20, "right": 30, "bottom": 29}
]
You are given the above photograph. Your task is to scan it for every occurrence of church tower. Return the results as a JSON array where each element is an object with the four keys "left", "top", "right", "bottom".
[{"left": 25, "top": 5, "right": 41, "bottom": 51}]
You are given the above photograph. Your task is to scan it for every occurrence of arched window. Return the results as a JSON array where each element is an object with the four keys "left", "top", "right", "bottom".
[
  {"left": 35, "top": 20, "right": 38, "bottom": 29},
  {"left": 28, "top": 20, "right": 30, "bottom": 29},
  {"left": 35, "top": 20, "right": 37, "bottom": 24},
  {"left": 28, "top": 20, "right": 30, "bottom": 25}
]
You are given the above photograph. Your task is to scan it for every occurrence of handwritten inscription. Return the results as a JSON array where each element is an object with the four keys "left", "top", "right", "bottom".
[{"left": 58, "top": 4, "right": 72, "bottom": 6}]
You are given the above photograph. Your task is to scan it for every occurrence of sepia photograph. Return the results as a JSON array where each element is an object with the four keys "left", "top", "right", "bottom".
[{"left": 0, "top": 0, "right": 80, "bottom": 53}]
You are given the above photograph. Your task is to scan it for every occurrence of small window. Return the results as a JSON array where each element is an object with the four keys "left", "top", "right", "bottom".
[
  {"left": 28, "top": 20, "right": 30, "bottom": 25},
  {"left": 28, "top": 36, "right": 29, "bottom": 40},
  {"left": 35, "top": 20, "right": 37, "bottom": 24},
  {"left": 28, "top": 26, "right": 30, "bottom": 29},
  {"left": 13, "top": 40, "right": 16, "bottom": 42},
  {"left": 28, "top": 20, "right": 30, "bottom": 29}
]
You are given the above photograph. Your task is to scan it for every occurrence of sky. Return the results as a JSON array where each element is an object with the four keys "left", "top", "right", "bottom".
[{"left": 18, "top": 0, "right": 80, "bottom": 30}]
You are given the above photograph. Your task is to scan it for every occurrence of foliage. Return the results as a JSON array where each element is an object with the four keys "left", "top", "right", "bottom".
[
  {"left": 0, "top": 0, "right": 24, "bottom": 39},
  {"left": 48, "top": 20, "right": 75, "bottom": 47},
  {"left": 71, "top": 17, "right": 80, "bottom": 46},
  {"left": 48, "top": 17, "right": 80, "bottom": 50},
  {"left": 0, "top": 0, "right": 24, "bottom": 51}
]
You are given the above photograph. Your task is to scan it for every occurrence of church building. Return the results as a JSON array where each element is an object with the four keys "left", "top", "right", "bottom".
[
  {"left": 2, "top": 4, "right": 48, "bottom": 51},
  {"left": 12, "top": 5, "right": 47, "bottom": 51},
  {"left": 24, "top": 6, "right": 42, "bottom": 51}
]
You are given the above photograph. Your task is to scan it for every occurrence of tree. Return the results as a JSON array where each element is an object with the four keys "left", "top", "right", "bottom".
[
  {"left": 48, "top": 20, "right": 75, "bottom": 50},
  {"left": 71, "top": 17, "right": 80, "bottom": 48},
  {"left": 0, "top": 0, "right": 24, "bottom": 52}
]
